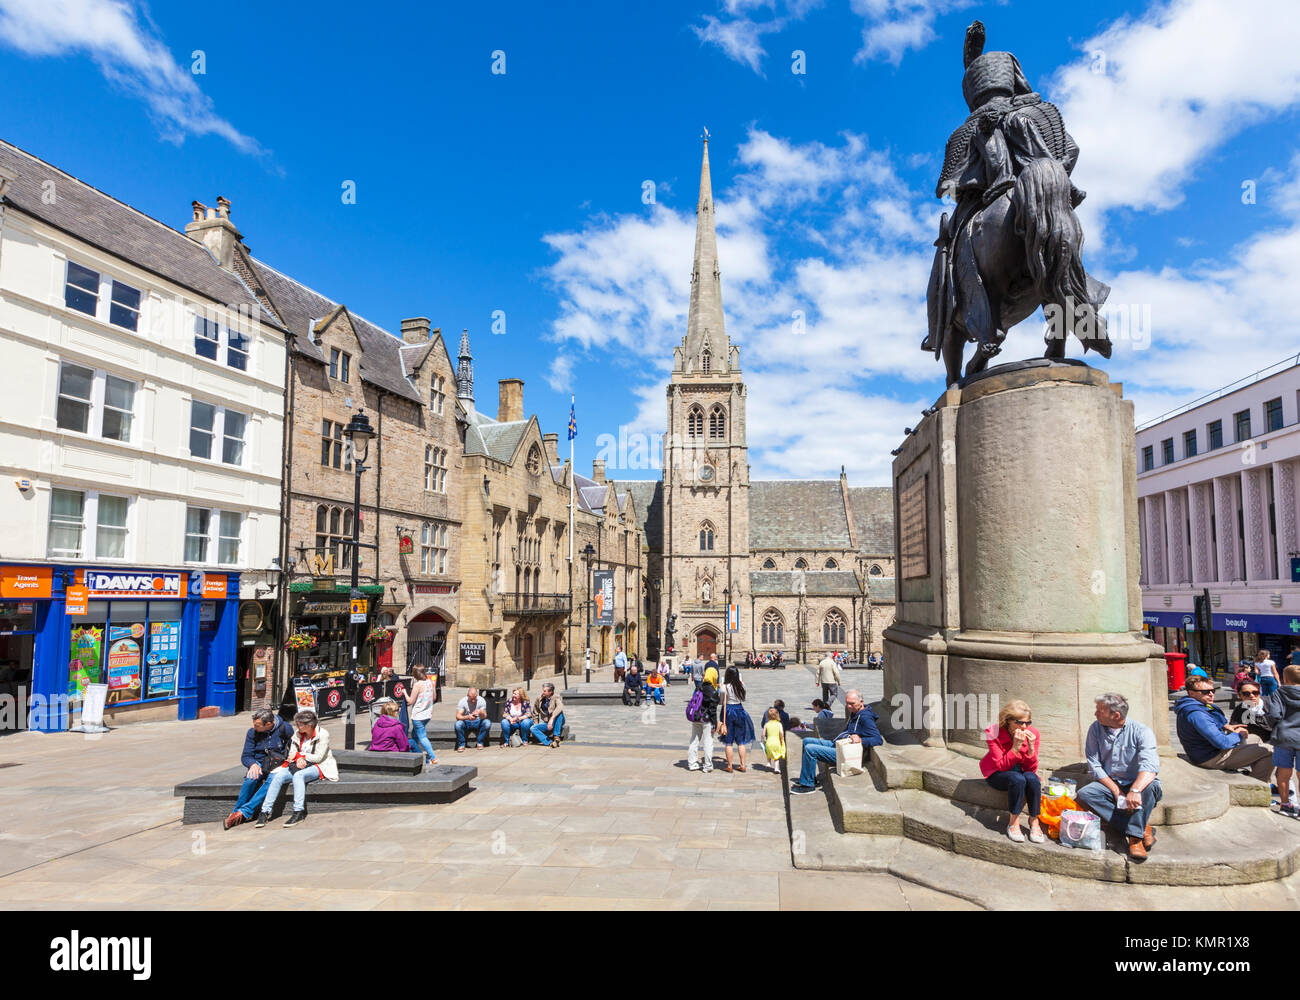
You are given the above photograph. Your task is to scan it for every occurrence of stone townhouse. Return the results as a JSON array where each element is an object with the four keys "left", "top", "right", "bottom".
[
  {"left": 616, "top": 138, "right": 896, "bottom": 664},
  {"left": 452, "top": 334, "right": 642, "bottom": 688},
  {"left": 570, "top": 458, "right": 645, "bottom": 667},
  {"left": 179, "top": 202, "right": 463, "bottom": 694}
]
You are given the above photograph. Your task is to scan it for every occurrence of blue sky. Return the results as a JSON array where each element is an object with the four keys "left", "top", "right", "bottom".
[{"left": 3, "top": 0, "right": 1299, "bottom": 484}]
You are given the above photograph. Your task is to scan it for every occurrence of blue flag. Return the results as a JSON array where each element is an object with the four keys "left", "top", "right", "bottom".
[{"left": 568, "top": 399, "right": 577, "bottom": 440}]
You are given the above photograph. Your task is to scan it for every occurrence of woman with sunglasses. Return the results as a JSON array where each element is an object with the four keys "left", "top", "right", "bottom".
[
  {"left": 980, "top": 699, "right": 1045, "bottom": 843},
  {"left": 1230, "top": 682, "right": 1273, "bottom": 741}
]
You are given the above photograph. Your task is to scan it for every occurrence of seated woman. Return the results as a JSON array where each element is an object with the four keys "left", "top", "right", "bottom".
[
  {"left": 646, "top": 667, "right": 667, "bottom": 704},
  {"left": 368, "top": 700, "right": 410, "bottom": 753},
  {"left": 257, "top": 710, "right": 338, "bottom": 828},
  {"left": 500, "top": 687, "right": 532, "bottom": 746},
  {"left": 979, "top": 700, "right": 1044, "bottom": 844},
  {"left": 811, "top": 699, "right": 833, "bottom": 720},
  {"left": 1231, "top": 681, "right": 1273, "bottom": 741}
]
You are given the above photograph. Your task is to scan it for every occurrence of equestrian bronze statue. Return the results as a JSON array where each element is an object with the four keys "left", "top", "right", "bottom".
[{"left": 925, "top": 21, "right": 1112, "bottom": 387}]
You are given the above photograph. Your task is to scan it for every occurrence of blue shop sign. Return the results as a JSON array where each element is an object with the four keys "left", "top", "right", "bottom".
[
  {"left": 1142, "top": 611, "right": 1191, "bottom": 628},
  {"left": 1212, "top": 613, "right": 1300, "bottom": 635}
]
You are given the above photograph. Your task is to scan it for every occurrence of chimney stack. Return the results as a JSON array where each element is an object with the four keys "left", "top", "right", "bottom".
[
  {"left": 401, "top": 317, "right": 431, "bottom": 344},
  {"left": 592, "top": 459, "right": 606, "bottom": 484},
  {"left": 185, "top": 196, "right": 244, "bottom": 271},
  {"left": 543, "top": 433, "right": 559, "bottom": 464},
  {"left": 497, "top": 379, "right": 524, "bottom": 423}
]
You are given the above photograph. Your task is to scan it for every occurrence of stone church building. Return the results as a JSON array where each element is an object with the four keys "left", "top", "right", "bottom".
[{"left": 617, "top": 140, "right": 896, "bottom": 664}]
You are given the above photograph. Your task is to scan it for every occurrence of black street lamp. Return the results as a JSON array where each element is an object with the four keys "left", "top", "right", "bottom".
[
  {"left": 582, "top": 542, "right": 595, "bottom": 682},
  {"left": 342, "top": 410, "right": 375, "bottom": 748},
  {"left": 723, "top": 587, "right": 730, "bottom": 668}
]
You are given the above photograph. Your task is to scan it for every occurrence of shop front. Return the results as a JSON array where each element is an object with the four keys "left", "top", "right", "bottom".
[
  {"left": 1213, "top": 612, "right": 1300, "bottom": 668},
  {"left": 5, "top": 564, "right": 240, "bottom": 732},
  {"left": 282, "top": 584, "right": 382, "bottom": 718},
  {"left": 236, "top": 598, "right": 278, "bottom": 714}
]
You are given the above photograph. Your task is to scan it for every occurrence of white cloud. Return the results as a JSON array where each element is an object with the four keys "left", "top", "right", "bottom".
[
  {"left": 1051, "top": 0, "right": 1300, "bottom": 250},
  {"left": 850, "top": 0, "right": 977, "bottom": 66},
  {"left": 0, "top": 0, "right": 262, "bottom": 154}
]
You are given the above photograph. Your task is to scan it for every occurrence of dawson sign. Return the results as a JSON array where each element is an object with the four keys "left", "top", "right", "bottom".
[{"left": 79, "top": 570, "right": 182, "bottom": 599}]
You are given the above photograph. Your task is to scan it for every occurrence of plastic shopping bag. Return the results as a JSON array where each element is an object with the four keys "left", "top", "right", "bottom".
[
  {"left": 835, "top": 740, "right": 865, "bottom": 776},
  {"left": 1038, "top": 794, "right": 1078, "bottom": 840},
  {"left": 1059, "top": 809, "right": 1104, "bottom": 852}
]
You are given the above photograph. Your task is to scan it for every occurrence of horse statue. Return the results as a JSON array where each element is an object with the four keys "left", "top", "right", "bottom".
[{"left": 925, "top": 21, "right": 1112, "bottom": 387}]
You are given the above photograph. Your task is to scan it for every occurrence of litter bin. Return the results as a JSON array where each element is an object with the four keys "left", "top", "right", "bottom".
[
  {"left": 1164, "top": 651, "right": 1187, "bottom": 692},
  {"left": 482, "top": 687, "right": 508, "bottom": 723}
]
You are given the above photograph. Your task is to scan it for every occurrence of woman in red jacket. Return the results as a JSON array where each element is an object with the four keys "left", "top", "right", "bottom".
[{"left": 980, "top": 700, "right": 1044, "bottom": 844}]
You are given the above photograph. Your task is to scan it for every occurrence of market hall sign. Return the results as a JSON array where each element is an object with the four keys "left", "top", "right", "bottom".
[{"left": 460, "top": 642, "right": 487, "bottom": 664}]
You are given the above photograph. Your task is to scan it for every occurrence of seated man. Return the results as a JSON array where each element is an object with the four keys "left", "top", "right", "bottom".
[
  {"left": 454, "top": 687, "right": 490, "bottom": 752},
  {"left": 790, "top": 689, "right": 881, "bottom": 793},
  {"left": 622, "top": 663, "right": 643, "bottom": 706},
  {"left": 645, "top": 667, "right": 666, "bottom": 705},
  {"left": 526, "top": 682, "right": 566, "bottom": 747},
  {"left": 1175, "top": 677, "right": 1273, "bottom": 780},
  {"left": 1076, "top": 693, "right": 1162, "bottom": 861},
  {"left": 225, "top": 708, "right": 294, "bottom": 829}
]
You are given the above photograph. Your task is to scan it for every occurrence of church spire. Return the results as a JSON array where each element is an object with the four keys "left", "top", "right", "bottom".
[
  {"left": 684, "top": 132, "right": 729, "bottom": 369},
  {"left": 456, "top": 328, "right": 474, "bottom": 403}
]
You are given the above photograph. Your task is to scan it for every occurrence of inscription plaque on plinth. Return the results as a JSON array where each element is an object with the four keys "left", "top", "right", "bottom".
[{"left": 900, "top": 475, "right": 929, "bottom": 579}]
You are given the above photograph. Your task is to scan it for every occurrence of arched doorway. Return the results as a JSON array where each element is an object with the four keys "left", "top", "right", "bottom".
[
  {"left": 599, "top": 626, "right": 611, "bottom": 665},
  {"left": 408, "top": 609, "right": 449, "bottom": 695},
  {"left": 626, "top": 622, "right": 638, "bottom": 660},
  {"left": 695, "top": 627, "right": 718, "bottom": 661}
]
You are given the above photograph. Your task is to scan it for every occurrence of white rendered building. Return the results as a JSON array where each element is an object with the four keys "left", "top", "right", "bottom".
[
  {"left": 0, "top": 140, "right": 287, "bottom": 726},
  {"left": 1136, "top": 354, "right": 1300, "bottom": 669}
]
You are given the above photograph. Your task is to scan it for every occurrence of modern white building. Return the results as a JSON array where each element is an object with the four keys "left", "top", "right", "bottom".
[
  {"left": 1136, "top": 354, "right": 1300, "bottom": 670},
  {"left": 0, "top": 139, "right": 288, "bottom": 728}
]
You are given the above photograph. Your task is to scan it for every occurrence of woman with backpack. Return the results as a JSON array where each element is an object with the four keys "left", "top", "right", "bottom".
[
  {"left": 718, "top": 666, "right": 755, "bottom": 773},
  {"left": 686, "top": 666, "right": 719, "bottom": 772}
]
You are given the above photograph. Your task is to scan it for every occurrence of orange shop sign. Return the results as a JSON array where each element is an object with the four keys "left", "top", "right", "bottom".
[
  {"left": 201, "top": 574, "right": 227, "bottom": 599},
  {"left": 65, "top": 585, "right": 89, "bottom": 616},
  {"left": 1, "top": 565, "right": 52, "bottom": 599}
]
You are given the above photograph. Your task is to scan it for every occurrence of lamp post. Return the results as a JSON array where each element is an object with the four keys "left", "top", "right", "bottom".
[
  {"left": 582, "top": 542, "right": 595, "bottom": 683},
  {"left": 342, "top": 410, "right": 375, "bottom": 749},
  {"left": 723, "top": 587, "right": 730, "bottom": 668}
]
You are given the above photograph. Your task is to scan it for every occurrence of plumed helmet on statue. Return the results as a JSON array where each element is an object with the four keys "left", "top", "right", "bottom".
[{"left": 960, "top": 21, "right": 1032, "bottom": 111}]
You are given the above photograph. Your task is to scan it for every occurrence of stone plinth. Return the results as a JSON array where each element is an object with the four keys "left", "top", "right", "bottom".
[{"left": 882, "top": 361, "right": 1167, "bottom": 764}]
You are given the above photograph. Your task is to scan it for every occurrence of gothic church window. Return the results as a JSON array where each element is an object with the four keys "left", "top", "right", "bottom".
[
  {"left": 870, "top": 564, "right": 883, "bottom": 576},
  {"left": 526, "top": 445, "right": 541, "bottom": 475},
  {"left": 701, "top": 350, "right": 711, "bottom": 374},
  {"left": 687, "top": 405, "right": 704, "bottom": 439},
  {"left": 823, "top": 609, "right": 846, "bottom": 645},
  {"left": 824, "top": 558, "right": 838, "bottom": 569},
  {"left": 762, "top": 558, "right": 776, "bottom": 569},
  {"left": 762, "top": 609, "right": 784, "bottom": 644},
  {"left": 708, "top": 405, "right": 726, "bottom": 440},
  {"left": 794, "top": 558, "right": 808, "bottom": 570},
  {"left": 699, "top": 521, "right": 715, "bottom": 551}
]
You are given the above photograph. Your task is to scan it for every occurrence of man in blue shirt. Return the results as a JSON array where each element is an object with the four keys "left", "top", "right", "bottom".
[
  {"left": 790, "top": 689, "right": 882, "bottom": 793},
  {"left": 614, "top": 645, "right": 628, "bottom": 681},
  {"left": 1076, "top": 693, "right": 1161, "bottom": 861},
  {"left": 1174, "top": 677, "right": 1273, "bottom": 780}
]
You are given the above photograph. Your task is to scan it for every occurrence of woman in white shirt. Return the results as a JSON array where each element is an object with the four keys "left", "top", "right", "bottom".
[
  {"left": 718, "top": 667, "right": 756, "bottom": 773},
  {"left": 404, "top": 664, "right": 438, "bottom": 765}
]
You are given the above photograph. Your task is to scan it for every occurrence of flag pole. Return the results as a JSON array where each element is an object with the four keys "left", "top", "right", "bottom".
[{"left": 569, "top": 394, "right": 575, "bottom": 565}]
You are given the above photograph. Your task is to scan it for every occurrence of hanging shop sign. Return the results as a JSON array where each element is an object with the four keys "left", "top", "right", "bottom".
[{"left": 65, "top": 585, "right": 89, "bottom": 616}]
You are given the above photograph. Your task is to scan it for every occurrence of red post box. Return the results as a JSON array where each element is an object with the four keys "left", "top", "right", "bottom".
[{"left": 1164, "top": 651, "right": 1188, "bottom": 692}]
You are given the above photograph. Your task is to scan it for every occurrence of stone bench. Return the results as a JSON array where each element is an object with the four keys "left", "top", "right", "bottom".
[
  {"left": 173, "top": 751, "right": 477, "bottom": 824},
  {"left": 559, "top": 684, "right": 628, "bottom": 705}
]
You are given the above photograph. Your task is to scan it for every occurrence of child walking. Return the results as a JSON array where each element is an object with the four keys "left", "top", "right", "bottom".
[
  {"left": 1267, "top": 665, "right": 1300, "bottom": 817},
  {"left": 763, "top": 707, "right": 786, "bottom": 773}
]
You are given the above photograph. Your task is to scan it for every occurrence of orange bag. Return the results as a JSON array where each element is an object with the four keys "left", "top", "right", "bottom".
[{"left": 1039, "top": 794, "right": 1079, "bottom": 840}]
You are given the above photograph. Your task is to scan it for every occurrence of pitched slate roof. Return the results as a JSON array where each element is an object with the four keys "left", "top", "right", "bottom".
[
  {"left": 248, "top": 258, "right": 421, "bottom": 403},
  {"left": 612, "top": 480, "right": 663, "bottom": 550},
  {"left": 400, "top": 341, "right": 435, "bottom": 376},
  {"left": 749, "top": 570, "right": 864, "bottom": 596},
  {"left": 867, "top": 576, "right": 896, "bottom": 603},
  {"left": 848, "top": 487, "right": 894, "bottom": 554},
  {"left": 461, "top": 406, "right": 531, "bottom": 463},
  {"left": 749, "top": 480, "right": 852, "bottom": 550},
  {"left": 0, "top": 139, "right": 278, "bottom": 326}
]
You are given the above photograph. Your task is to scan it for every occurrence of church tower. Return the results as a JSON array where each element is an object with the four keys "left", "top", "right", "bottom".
[{"left": 662, "top": 135, "right": 750, "bottom": 662}]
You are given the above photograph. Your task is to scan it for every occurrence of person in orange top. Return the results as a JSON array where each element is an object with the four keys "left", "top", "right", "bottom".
[
  {"left": 646, "top": 667, "right": 666, "bottom": 705},
  {"left": 979, "top": 700, "right": 1044, "bottom": 844}
]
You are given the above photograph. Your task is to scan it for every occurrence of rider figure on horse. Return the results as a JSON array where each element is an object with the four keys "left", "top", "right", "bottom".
[{"left": 925, "top": 22, "right": 1110, "bottom": 385}]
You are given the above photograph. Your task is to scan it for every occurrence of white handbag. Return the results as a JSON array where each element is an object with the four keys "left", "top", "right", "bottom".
[{"left": 835, "top": 740, "right": 865, "bottom": 776}]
